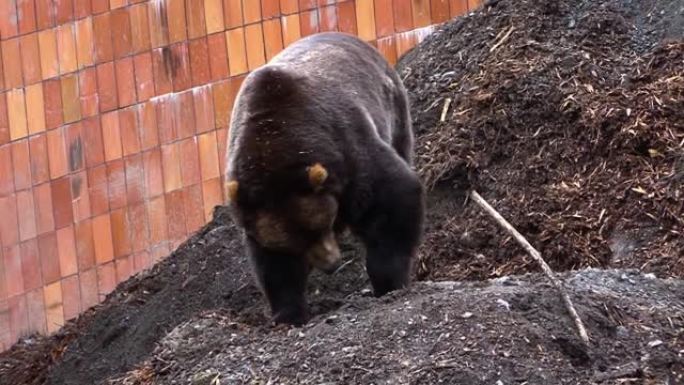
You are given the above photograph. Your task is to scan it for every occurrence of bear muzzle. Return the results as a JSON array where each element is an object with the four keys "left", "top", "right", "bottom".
[{"left": 305, "top": 232, "right": 342, "bottom": 274}]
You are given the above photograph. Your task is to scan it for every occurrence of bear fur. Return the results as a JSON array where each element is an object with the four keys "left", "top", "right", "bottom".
[{"left": 225, "top": 32, "right": 425, "bottom": 326}]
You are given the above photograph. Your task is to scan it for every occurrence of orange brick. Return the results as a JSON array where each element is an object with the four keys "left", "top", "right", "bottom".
[
  {"left": 356, "top": 0, "right": 376, "bottom": 41},
  {"left": 161, "top": 143, "right": 183, "bottom": 192},
  {"left": 110, "top": 208, "right": 131, "bottom": 258},
  {"left": 61, "top": 74, "right": 82, "bottom": 124},
  {"left": 17, "top": 0, "right": 37, "bottom": 34},
  {"left": 61, "top": 274, "right": 81, "bottom": 321},
  {"left": 193, "top": 85, "right": 215, "bottom": 133},
  {"left": 143, "top": 149, "right": 164, "bottom": 198},
  {"left": 133, "top": 52, "right": 155, "bottom": 102},
  {"left": 6, "top": 89, "right": 28, "bottom": 141},
  {"left": 148, "top": 0, "right": 169, "bottom": 48},
  {"left": 44, "top": 281, "right": 64, "bottom": 333},
  {"left": 111, "top": 8, "right": 133, "bottom": 58},
  {"left": 38, "top": 233, "right": 60, "bottom": 283},
  {"left": 263, "top": 18, "right": 284, "bottom": 60},
  {"left": 20, "top": 33, "right": 42, "bottom": 85},
  {"left": 0, "top": 0, "right": 19, "bottom": 39},
  {"left": 395, "top": 0, "right": 414, "bottom": 32},
  {"left": 51, "top": 177, "right": 74, "bottom": 229},
  {"left": 88, "top": 164, "right": 109, "bottom": 215},
  {"left": 147, "top": 195, "right": 168, "bottom": 243},
  {"left": 189, "top": 38, "right": 211, "bottom": 86},
  {"left": 205, "top": 0, "right": 225, "bottom": 34},
  {"left": 34, "top": 183, "right": 55, "bottom": 235},
  {"left": 245, "top": 23, "right": 266, "bottom": 70},
  {"left": 262, "top": 0, "right": 279, "bottom": 18},
  {"left": 318, "top": 5, "right": 337, "bottom": 32},
  {"left": 107, "top": 160, "right": 127, "bottom": 210},
  {"left": 101, "top": 111, "right": 123, "bottom": 161},
  {"left": 226, "top": 28, "right": 248, "bottom": 75},
  {"left": 46, "top": 127, "right": 68, "bottom": 179},
  {"left": 198, "top": 131, "right": 220, "bottom": 181},
  {"left": 44, "top": 79, "right": 63, "bottom": 129},
  {"left": 55, "top": 0, "right": 75, "bottom": 23},
  {"left": 29, "top": 134, "right": 50, "bottom": 185},
  {"left": 79, "top": 268, "right": 98, "bottom": 310},
  {"left": 279, "top": 0, "right": 297, "bottom": 14},
  {"left": 281, "top": 13, "right": 301, "bottom": 47},
  {"left": 25, "top": 83, "right": 46, "bottom": 135},
  {"left": 167, "top": 0, "right": 188, "bottom": 43},
  {"left": 16, "top": 191, "right": 37, "bottom": 241},
  {"left": 202, "top": 177, "right": 222, "bottom": 222},
  {"left": 115, "top": 57, "right": 137, "bottom": 108},
  {"left": 38, "top": 29, "right": 59, "bottom": 80},
  {"left": 243, "top": 0, "right": 262, "bottom": 23},
  {"left": 299, "top": 9, "right": 319, "bottom": 37},
  {"left": 57, "top": 23, "right": 78, "bottom": 75},
  {"left": 93, "top": 13, "right": 114, "bottom": 63},
  {"left": 92, "top": 214, "right": 115, "bottom": 264},
  {"left": 170, "top": 43, "right": 192, "bottom": 92},
  {"left": 130, "top": 4, "right": 151, "bottom": 53},
  {"left": 26, "top": 287, "right": 47, "bottom": 334},
  {"left": 0, "top": 208, "right": 21, "bottom": 272},
  {"left": 11, "top": 139, "right": 31, "bottom": 191},
  {"left": 223, "top": 0, "right": 243, "bottom": 28},
  {"left": 336, "top": 1, "right": 356, "bottom": 35},
  {"left": 35, "top": 0, "right": 55, "bottom": 30},
  {"left": 110, "top": 0, "right": 128, "bottom": 9},
  {"left": 187, "top": 0, "right": 207, "bottom": 39},
  {"left": 375, "top": 0, "right": 395, "bottom": 37},
  {"left": 79, "top": 67, "right": 99, "bottom": 117},
  {"left": 75, "top": 17, "right": 95, "bottom": 68},
  {"left": 96, "top": 62, "right": 118, "bottom": 112},
  {"left": 57, "top": 226, "right": 78, "bottom": 277},
  {"left": 74, "top": 0, "right": 92, "bottom": 18},
  {"left": 207, "top": 32, "right": 229, "bottom": 81},
  {"left": 431, "top": 0, "right": 451, "bottom": 23},
  {"left": 138, "top": 101, "right": 159, "bottom": 150},
  {"left": 377, "top": 36, "right": 398, "bottom": 65},
  {"left": 2, "top": 39, "right": 23, "bottom": 89}
]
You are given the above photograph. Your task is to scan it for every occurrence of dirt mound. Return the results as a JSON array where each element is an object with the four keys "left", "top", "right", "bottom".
[
  {"left": 116, "top": 270, "right": 684, "bottom": 384},
  {"left": 397, "top": 0, "right": 684, "bottom": 281}
]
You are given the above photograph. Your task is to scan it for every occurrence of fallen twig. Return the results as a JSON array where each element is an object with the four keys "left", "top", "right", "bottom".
[
  {"left": 489, "top": 26, "right": 515, "bottom": 53},
  {"left": 469, "top": 190, "right": 590, "bottom": 345}
]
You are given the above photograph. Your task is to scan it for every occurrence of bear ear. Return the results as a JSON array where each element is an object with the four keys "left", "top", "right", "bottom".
[
  {"left": 307, "top": 163, "right": 328, "bottom": 191},
  {"left": 225, "top": 180, "right": 239, "bottom": 203}
]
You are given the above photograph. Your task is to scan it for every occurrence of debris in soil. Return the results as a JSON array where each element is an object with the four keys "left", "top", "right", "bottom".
[
  {"left": 115, "top": 269, "right": 684, "bottom": 385},
  {"left": 397, "top": 0, "right": 684, "bottom": 281},
  {"left": 1, "top": 0, "right": 683, "bottom": 384}
]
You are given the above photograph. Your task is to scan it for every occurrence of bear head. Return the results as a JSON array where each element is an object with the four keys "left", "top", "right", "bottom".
[{"left": 225, "top": 163, "right": 343, "bottom": 273}]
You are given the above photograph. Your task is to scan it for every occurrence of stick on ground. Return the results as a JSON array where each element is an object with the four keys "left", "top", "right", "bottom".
[{"left": 469, "top": 190, "right": 590, "bottom": 345}]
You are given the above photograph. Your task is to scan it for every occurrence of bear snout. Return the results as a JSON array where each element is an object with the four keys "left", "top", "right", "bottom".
[{"left": 305, "top": 232, "right": 342, "bottom": 274}]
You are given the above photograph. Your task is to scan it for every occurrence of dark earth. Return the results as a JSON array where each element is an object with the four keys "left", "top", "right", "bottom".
[{"left": 1, "top": 0, "right": 682, "bottom": 384}]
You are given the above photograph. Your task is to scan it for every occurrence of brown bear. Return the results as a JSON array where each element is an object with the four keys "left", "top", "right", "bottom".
[{"left": 224, "top": 32, "right": 425, "bottom": 326}]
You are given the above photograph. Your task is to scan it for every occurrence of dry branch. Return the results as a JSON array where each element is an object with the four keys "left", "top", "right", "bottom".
[{"left": 469, "top": 190, "right": 590, "bottom": 345}]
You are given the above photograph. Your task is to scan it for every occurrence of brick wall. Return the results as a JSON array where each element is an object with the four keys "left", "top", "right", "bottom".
[{"left": 0, "top": 0, "right": 480, "bottom": 352}]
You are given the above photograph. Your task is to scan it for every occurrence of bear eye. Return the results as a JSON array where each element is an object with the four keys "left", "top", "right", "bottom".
[{"left": 294, "top": 195, "right": 337, "bottom": 231}]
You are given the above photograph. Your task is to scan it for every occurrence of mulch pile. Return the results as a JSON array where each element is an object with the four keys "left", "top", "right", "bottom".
[
  {"left": 0, "top": 0, "right": 682, "bottom": 384},
  {"left": 398, "top": 0, "right": 684, "bottom": 281}
]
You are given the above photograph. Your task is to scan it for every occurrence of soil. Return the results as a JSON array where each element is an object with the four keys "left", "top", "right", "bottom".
[
  {"left": 1, "top": 0, "right": 682, "bottom": 384},
  {"left": 398, "top": 0, "right": 684, "bottom": 281}
]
